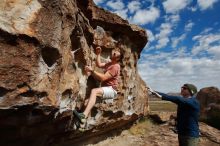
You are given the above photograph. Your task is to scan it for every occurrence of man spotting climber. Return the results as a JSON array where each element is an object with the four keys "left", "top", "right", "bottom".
[
  {"left": 73, "top": 46, "right": 121, "bottom": 129},
  {"left": 148, "top": 84, "right": 200, "bottom": 146}
]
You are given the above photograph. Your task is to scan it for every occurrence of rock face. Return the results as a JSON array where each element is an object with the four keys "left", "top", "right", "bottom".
[
  {"left": 0, "top": 0, "right": 148, "bottom": 145},
  {"left": 197, "top": 87, "right": 220, "bottom": 129}
]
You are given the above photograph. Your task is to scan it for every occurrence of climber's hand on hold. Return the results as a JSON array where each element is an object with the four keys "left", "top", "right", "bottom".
[
  {"left": 95, "top": 46, "right": 102, "bottom": 55},
  {"left": 85, "top": 65, "right": 93, "bottom": 76}
]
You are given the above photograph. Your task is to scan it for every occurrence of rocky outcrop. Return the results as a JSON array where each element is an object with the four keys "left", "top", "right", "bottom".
[
  {"left": 149, "top": 111, "right": 176, "bottom": 123},
  {"left": 0, "top": 0, "right": 148, "bottom": 146},
  {"left": 199, "top": 122, "right": 220, "bottom": 144},
  {"left": 197, "top": 87, "right": 220, "bottom": 129}
]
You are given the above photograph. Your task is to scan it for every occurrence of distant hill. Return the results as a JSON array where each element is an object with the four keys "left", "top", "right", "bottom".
[{"left": 167, "top": 92, "right": 181, "bottom": 96}]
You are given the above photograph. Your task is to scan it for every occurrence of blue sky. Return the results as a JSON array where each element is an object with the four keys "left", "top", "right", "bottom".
[{"left": 94, "top": 0, "right": 220, "bottom": 92}]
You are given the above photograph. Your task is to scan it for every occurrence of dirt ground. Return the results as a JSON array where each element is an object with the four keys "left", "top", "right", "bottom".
[{"left": 83, "top": 118, "right": 219, "bottom": 146}]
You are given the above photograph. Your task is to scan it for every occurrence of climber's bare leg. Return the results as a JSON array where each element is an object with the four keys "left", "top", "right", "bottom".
[{"left": 83, "top": 87, "right": 103, "bottom": 118}]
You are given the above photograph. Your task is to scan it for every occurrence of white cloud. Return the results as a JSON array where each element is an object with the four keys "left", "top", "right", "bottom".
[
  {"left": 114, "top": 9, "right": 128, "bottom": 20},
  {"left": 146, "top": 29, "right": 155, "bottom": 42},
  {"left": 208, "top": 45, "right": 220, "bottom": 59},
  {"left": 185, "top": 21, "right": 194, "bottom": 32},
  {"left": 166, "top": 59, "right": 193, "bottom": 77},
  {"left": 171, "top": 34, "right": 187, "bottom": 48},
  {"left": 165, "top": 14, "right": 180, "bottom": 24},
  {"left": 106, "top": 0, "right": 125, "bottom": 10},
  {"left": 156, "top": 38, "right": 169, "bottom": 49},
  {"left": 202, "top": 28, "right": 213, "bottom": 33},
  {"left": 192, "top": 32, "right": 220, "bottom": 56},
  {"left": 197, "top": 0, "right": 219, "bottom": 10},
  {"left": 93, "top": 0, "right": 105, "bottom": 5},
  {"left": 155, "top": 23, "right": 172, "bottom": 49},
  {"left": 128, "top": 1, "right": 141, "bottom": 13},
  {"left": 189, "top": 6, "right": 197, "bottom": 12},
  {"left": 138, "top": 54, "right": 220, "bottom": 92},
  {"left": 139, "top": 31, "right": 220, "bottom": 92},
  {"left": 163, "top": 0, "right": 192, "bottom": 14},
  {"left": 143, "top": 30, "right": 155, "bottom": 52},
  {"left": 169, "top": 21, "right": 193, "bottom": 48},
  {"left": 176, "top": 47, "right": 188, "bottom": 57},
  {"left": 130, "top": 7, "right": 160, "bottom": 25}
]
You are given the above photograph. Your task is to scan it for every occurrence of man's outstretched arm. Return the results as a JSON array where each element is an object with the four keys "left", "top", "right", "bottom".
[{"left": 147, "top": 86, "right": 162, "bottom": 98}]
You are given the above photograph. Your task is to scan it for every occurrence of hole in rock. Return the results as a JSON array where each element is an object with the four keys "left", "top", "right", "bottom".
[
  {"left": 0, "top": 30, "right": 18, "bottom": 45},
  {"left": 62, "top": 89, "right": 72, "bottom": 99},
  {"left": 35, "top": 92, "right": 48, "bottom": 99},
  {"left": 70, "top": 28, "right": 83, "bottom": 62},
  {"left": 41, "top": 47, "right": 60, "bottom": 67},
  {"left": 103, "top": 111, "right": 124, "bottom": 119},
  {"left": 70, "top": 34, "right": 80, "bottom": 52},
  {"left": 0, "top": 87, "right": 10, "bottom": 97},
  {"left": 20, "top": 91, "right": 35, "bottom": 97}
]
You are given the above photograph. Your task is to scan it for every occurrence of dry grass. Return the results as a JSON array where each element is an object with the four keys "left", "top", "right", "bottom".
[
  {"left": 129, "top": 118, "right": 154, "bottom": 135},
  {"left": 149, "top": 100, "right": 177, "bottom": 112},
  {"left": 128, "top": 100, "right": 177, "bottom": 136}
]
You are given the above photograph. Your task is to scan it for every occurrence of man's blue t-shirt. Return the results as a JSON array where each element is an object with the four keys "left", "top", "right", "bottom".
[{"left": 158, "top": 92, "right": 200, "bottom": 137}]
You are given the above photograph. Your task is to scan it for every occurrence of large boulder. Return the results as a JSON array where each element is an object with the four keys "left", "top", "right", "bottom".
[
  {"left": 197, "top": 87, "right": 220, "bottom": 129},
  {"left": 0, "top": 0, "right": 148, "bottom": 145},
  {"left": 199, "top": 122, "right": 220, "bottom": 144}
]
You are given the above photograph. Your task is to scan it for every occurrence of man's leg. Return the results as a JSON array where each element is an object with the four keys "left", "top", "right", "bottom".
[
  {"left": 178, "top": 135, "right": 199, "bottom": 146},
  {"left": 83, "top": 87, "right": 103, "bottom": 118},
  {"left": 178, "top": 135, "right": 187, "bottom": 146},
  {"left": 187, "top": 137, "right": 199, "bottom": 146}
]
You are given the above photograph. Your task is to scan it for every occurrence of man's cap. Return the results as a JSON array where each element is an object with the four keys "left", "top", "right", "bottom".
[{"left": 183, "top": 83, "right": 197, "bottom": 96}]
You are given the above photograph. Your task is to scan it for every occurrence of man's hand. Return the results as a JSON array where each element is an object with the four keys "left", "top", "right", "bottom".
[
  {"left": 95, "top": 46, "right": 102, "bottom": 55},
  {"left": 147, "top": 86, "right": 162, "bottom": 98},
  {"left": 85, "top": 65, "right": 93, "bottom": 76},
  {"left": 85, "top": 65, "right": 93, "bottom": 72},
  {"left": 147, "top": 86, "right": 154, "bottom": 93}
]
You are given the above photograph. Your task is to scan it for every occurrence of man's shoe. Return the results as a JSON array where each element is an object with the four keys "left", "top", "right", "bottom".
[
  {"left": 73, "top": 110, "right": 86, "bottom": 124},
  {"left": 78, "top": 127, "right": 85, "bottom": 132}
]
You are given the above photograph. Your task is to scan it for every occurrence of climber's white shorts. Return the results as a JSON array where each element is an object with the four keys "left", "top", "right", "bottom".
[{"left": 101, "top": 86, "right": 117, "bottom": 99}]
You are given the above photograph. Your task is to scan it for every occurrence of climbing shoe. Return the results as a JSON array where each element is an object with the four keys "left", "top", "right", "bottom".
[{"left": 73, "top": 110, "right": 86, "bottom": 124}]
